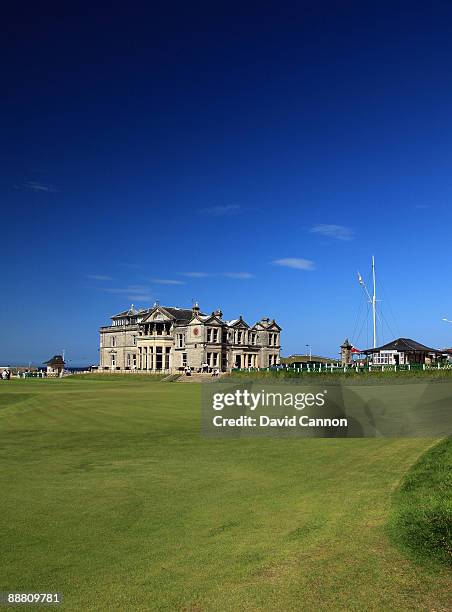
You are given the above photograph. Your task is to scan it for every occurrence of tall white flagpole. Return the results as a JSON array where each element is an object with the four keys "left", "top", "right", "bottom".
[{"left": 372, "top": 256, "right": 377, "bottom": 348}]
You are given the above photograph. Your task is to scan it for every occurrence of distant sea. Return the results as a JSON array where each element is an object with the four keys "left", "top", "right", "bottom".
[{"left": 0, "top": 364, "right": 93, "bottom": 371}]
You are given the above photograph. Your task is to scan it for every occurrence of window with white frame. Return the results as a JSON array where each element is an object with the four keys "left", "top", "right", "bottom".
[
  {"left": 373, "top": 354, "right": 389, "bottom": 364},
  {"left": 111, "top": 336, "right": 116, "bottom": 347}
]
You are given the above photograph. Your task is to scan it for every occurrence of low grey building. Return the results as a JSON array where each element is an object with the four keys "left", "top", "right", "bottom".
[{"left": 99, "top": 303, "right": 281, "bottom": 372}]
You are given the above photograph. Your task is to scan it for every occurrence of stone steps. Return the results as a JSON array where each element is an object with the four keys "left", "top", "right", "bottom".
[{"left": 160, "top": 373, "right": 182, "bottom": 382}]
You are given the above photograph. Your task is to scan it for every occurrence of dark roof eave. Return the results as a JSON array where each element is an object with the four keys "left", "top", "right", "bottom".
[{"left": 363, "top": 338, "right": 442, "bottom": 354}]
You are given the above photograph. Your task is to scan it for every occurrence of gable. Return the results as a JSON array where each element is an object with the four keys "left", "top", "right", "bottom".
[
  {"left": 228, "top": 318, "right": 250, "bottom": 329},
  {"left": 188, "top": 313, "right": 205, "bottom": 325},
  {"left": 266, "top": 322, "right": 281, "bottom": 331},
  {"left": 252, "top": 320, "right": 280, "bottom": 331},
  {"left": 202, "top": 315, "right": 224, "bottom": 326},
  {"left": 141, "top": 306, "right": 174, "bottom": 323}
]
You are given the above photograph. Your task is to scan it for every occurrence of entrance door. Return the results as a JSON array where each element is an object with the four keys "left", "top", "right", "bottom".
[{"left": 235, "top": 354, "right": 241, "bottom": 368}]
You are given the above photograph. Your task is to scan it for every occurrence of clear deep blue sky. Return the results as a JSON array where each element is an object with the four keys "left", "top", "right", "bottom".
[{"left": 3, "top": 1, "right": 452, "bottom": 365}]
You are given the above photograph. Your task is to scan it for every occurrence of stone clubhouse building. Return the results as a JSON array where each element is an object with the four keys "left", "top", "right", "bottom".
[{"left": 99, "top": 303, "right": 281, "bottom": 373}]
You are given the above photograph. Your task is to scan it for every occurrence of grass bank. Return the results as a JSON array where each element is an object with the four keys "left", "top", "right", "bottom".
[
  {"left": 229, "top": 368, "right": 452, "bottom": 384},
  {"left": 388, "top": 437, "right": 452, "bottom": 567}
]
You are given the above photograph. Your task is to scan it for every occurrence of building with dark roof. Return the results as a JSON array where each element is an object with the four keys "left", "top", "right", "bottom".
[
  {"left": 362, "top": 338, "right": 442, "bottom": 365},
  {"left": 99, "top": 303, "right": 281, "bottom": 372},
  {"left": 44, "top": 354, "right": 65, "bottom": 374}
]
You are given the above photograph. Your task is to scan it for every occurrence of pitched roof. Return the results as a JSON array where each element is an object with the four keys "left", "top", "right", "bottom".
[
  {"left": 363, "top": 338, "right": 441, "bottom": 354},
  {"left": 251, "top": 317, "right": 281, "bottom": 331},
  {"left": 161, "top": 307, "right": 194, "bottom": 322},
  {"left": 139, "top": 305, "right": 200, "bottom": 324},
  {"left": 112, "top": 307, "right": 150, "bottom": 319},
  {"left": 225, "top": 319, "right": 239, "bottom": 326},
  {"left": 44, "top": 355, "right": 65, "bottom": 365},
  {"left": 226, "top": 317, "right": 249, "bottom": 328},
  {"left": 201, "top": 314, "right": 224, "bottom": 324}
]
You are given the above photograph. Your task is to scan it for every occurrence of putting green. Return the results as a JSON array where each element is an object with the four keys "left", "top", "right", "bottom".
[{"left": 0, "top": 376, "right": 450, "bottom": 610}]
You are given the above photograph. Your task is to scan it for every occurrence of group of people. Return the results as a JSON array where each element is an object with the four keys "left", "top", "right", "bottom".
[
  {"left": 183, "top": 364, "right": 221, "bottom": 377},
  {"left": 201, "top": 362, "right": 220, "bottom": 376}
]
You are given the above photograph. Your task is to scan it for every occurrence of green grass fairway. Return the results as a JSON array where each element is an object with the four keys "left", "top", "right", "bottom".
[{"left": 1, "top": 377, "right": 451, "bottom": 611}]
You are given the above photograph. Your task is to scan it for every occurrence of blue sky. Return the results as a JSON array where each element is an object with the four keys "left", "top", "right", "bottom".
[{"left": 3, "top": 1, "right": 452, "bottom": 365}]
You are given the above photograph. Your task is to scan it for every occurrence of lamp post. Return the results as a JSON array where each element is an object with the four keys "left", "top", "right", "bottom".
[{"left": 306, "top": 344, "right": 312, "bottom": 361}]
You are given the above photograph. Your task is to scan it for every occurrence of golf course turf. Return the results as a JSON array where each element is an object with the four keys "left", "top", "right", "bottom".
[
  {"left": 1, "top": 376, "right": 451, "bottom": 610},
  {"left": 388, "top": 436, "right": 452, "bottom": 568}
]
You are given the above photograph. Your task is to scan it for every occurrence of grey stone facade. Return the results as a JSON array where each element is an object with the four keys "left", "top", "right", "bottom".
[{"left": 99, "top": 303, "right": 281, "bottom": 372}]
